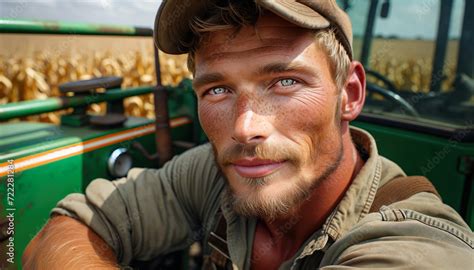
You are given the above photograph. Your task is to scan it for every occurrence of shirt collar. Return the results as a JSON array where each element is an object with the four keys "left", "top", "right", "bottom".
[
  {"left": 320, "top": 127, "right": 382, "bottom": 240},
  {"left": 291, "top": 127, "right": 384, "bottom": 263}
]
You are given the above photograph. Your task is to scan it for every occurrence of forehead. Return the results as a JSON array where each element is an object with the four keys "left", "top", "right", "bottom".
[{"left": 194, "top": 12, "right": 319, "bottom": 67}]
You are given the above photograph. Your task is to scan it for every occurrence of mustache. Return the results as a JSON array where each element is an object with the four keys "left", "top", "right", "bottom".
[{"left": 218, "top": 142, "right": 301, "bottom": 166}]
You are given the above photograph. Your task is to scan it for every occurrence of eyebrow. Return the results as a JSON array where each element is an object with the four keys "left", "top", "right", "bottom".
[
  {"left": 257, "top": 62, "right": 316, "bottom": 77},
  {"left": 192, "top": 72, "right": 226, "bottom": 90}
]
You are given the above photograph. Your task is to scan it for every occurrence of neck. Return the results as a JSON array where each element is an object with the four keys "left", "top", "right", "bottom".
[{"left": 260, "top": 123, "right": 365, "bottom": 253}]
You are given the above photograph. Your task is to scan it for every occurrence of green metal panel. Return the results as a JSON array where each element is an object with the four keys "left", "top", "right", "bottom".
[
  {"left": 0, "top": 121, "right": 196, "bottom": 268},
  {"left": 80, "top": 133, "right": 159, "bottom": 187},
  {"left": 352, "top": 121, "right": 474, "bottom": 229},
  {"left": 0, "top": 83, "right": 200, "bottom": 268},
  {"left": 0, "top": 87, "right": 154, "bottom": 121},
  {"left": 0, "top": 137, "right": 160, "bottom": 268},
  {"left": 0, "top": 123, "right": 76, "bottom": 154},
  {"left": 1, "top": 155, "right": 84, "bottom": 269},
  {"left": 0, "top": 19, "right": 152, "bottom": 36},
  {"left": 0, "top": 117, "right": 153, "bottom": 159}
]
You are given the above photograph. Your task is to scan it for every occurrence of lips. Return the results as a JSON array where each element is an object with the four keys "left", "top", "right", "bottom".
[{"left": 231, "top": 158, "right": 285, "bottom": 178}]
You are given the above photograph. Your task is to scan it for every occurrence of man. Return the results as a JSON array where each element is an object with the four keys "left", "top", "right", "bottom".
[{"left": 23, "top": 0, "right": 473, "bottom": 269}]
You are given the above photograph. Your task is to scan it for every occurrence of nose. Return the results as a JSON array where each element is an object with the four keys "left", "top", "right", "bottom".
[{"left": 232, "top": 98, "right": 272, "bottom": 144}]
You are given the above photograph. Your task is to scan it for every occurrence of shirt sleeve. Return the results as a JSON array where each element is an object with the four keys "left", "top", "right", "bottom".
[
  {"left": 320, "top": 193, "right": 474, "bottom": 269},
  {"left": 51, "top": 144, "right": 224, "bottom": 265},
  {"left": 321, "top": 232, "right": 473, "bottom": 269}
]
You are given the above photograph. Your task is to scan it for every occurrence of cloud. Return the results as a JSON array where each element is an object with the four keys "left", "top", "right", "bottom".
[{"left": 0, "top": 0, "right": 161, "bottom": 28}]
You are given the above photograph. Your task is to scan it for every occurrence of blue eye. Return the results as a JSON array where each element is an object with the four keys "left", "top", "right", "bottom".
[
  {"left": 280, "top": 79, "right": 296, "bottom": 86},
  {"left": 208, "top": 87, "right": 227, "bottom": 95}
]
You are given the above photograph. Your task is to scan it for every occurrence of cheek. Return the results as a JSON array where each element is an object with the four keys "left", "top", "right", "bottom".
[
  {"left": 198, "top": 102, "right": 230, "bottom": 143},
  {"left": 274, "top": 92, "right": 339, "bottom": 153},
  {"left": 275, "top": 93, "right": 332, "bottom": 135}
]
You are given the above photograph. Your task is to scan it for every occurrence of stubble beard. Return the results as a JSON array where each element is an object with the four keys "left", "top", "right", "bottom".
[{"left": 214, "top": 138, "right": 344, "bottom": 220}]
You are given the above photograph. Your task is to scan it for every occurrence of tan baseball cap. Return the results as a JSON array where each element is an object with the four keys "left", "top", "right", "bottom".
[{"left": 154, "top": 0, "right": 353, "bottom": 59}]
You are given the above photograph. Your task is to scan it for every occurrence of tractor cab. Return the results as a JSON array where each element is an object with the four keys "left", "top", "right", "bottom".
[{"left": 341, "top": 0, "right": 474, "bottom": 228}]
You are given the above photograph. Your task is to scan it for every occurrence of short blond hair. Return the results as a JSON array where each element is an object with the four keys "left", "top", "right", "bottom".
[{"left": 187, "top": 1, "right": 351, "bottom": 89}]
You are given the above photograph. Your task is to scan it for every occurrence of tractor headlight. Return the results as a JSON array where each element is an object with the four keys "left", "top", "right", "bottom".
[{"left": 108, "top": 148, "right": 132, "bottom": 178}]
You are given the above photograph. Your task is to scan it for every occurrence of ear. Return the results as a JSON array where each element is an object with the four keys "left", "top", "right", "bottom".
[{"left": 340, "top": 61, "right": 366, "bottom": 121}]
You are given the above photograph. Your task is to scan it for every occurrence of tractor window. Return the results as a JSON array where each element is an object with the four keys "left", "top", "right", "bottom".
[
  {"left": 336, "top": 0, "right": 371, "bottom": 61},
  {"left": 339, "top": 0, "right": 473, "bottom": 129}
]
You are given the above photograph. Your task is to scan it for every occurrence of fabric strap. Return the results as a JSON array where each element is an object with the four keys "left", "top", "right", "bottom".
[
  {"left": 369, "top": 176, "right": 440, "bottom": 213},
  {"left": 205, "top": 175, "right": 440, "bottom": 269},
  {"left": 205, "top": 215, "right": 230, "bottom": 269}
]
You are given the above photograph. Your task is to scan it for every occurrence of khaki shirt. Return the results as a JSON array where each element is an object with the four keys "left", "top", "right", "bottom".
[{"left": 52, "top": 127, "right": 474, "bottom": 269}]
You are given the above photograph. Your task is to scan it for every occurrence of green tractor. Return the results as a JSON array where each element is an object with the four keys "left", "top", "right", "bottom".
[
  {"left": 0, "top": 21, "right": 203, "bottom": 268},
  {"left": 345, "top": 0, "right": 474, "bottom": 229},
  {"left": 0, "top": 0, "right": 473, "bottom": 269}
]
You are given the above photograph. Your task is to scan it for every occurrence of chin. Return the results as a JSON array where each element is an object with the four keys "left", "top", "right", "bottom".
[{"left": 225, "top": 173, "right": 312, "bottom": 220}]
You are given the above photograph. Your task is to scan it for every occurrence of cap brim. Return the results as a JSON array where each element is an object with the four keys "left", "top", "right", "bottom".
[
  {"left": 154, "top": 0, "right": 208, "bottom": 54},
  {"left": 260, "top": 0, "right": 330, "bottom": 30},
  {"left": 261, "top": 0, "right": 352, "bottom": 59}
]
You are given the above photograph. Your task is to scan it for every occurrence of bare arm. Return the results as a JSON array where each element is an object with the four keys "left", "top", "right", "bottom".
[{"left": 22, "top": 215, "right": 119, "bottom": 270}]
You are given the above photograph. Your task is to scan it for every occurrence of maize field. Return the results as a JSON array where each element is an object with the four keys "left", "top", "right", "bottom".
[{"left": 0, "top": 34, "right": 459, "bottom": 123}]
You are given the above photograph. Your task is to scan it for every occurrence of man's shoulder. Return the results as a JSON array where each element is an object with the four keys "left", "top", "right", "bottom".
[
  {"left": 376, "top": 154, "right": 470, "bottom": 231},
  {"left": 373, "top": 156, "right": 472, "bottom": 246},
  {"left": 119, "top": 143, "right": 218, "bottom": 186},
  {"left": 175, "top": 142, "right": 214, "bottom": 161},
  {"left": 163, "top": 142, "right": 217, "bottom": 176},
  {"left": 162, "top": 142, "right": 223, "bottom": 189},
  {"left": 320, "top": 191, "right": 474, "bottom": 268},
  {"left": 117, "top": 143, "right": 223, "bottom": 212},
  {"left": 366, "top": 192, "right": 472, "bottom": 242},
  {"left": 320, "top": 154, "right": 474, "bottom": 268}
]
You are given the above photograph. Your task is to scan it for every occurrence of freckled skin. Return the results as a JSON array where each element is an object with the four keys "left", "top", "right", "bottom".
[
  {"left": 193, "top": 12, "right": 366, "bottom": 269},
  {"left": 196, "top": 19, "right": 341, "bottom": 200}
]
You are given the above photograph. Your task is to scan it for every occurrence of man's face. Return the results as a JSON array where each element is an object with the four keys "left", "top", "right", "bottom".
[{"left": 193, "top": 13, "right": 344, "bottom": 219}]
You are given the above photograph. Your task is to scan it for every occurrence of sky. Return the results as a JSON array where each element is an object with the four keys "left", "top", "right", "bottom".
[
  {"left": 0, "top": 0, "right": 465, "bottom": 39},
  {"left": 0, "top": 0, "right": 160, "bottom": 28}
]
